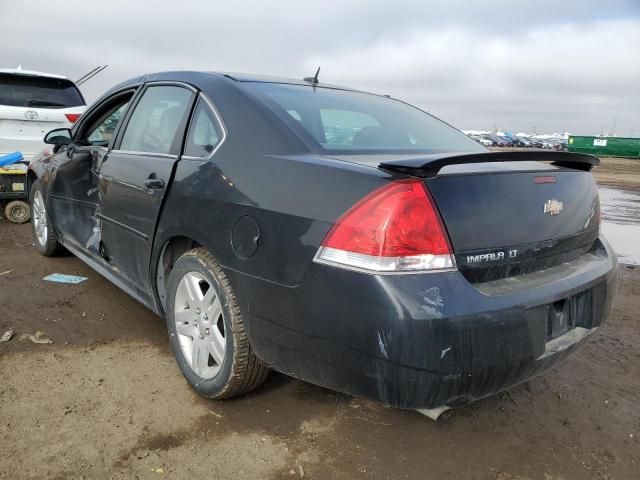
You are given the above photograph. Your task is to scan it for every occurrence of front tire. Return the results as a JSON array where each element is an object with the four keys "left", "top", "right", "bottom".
[
  {"left": 29, "top": 179, "right": 63, "bottom": 256},
  {"left": 166, "top": 247, "right": 269, "bottom": 399}
]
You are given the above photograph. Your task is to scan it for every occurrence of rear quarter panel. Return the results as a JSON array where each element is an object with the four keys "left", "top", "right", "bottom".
[{"left": 155, "top": 153, "right": 388, "bottom": 287}]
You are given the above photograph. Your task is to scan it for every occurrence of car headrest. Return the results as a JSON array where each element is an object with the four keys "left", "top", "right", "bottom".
[
  {"left": 159, "top": 105, "right": 182, "bottom": 140},
  {"left": 352, "top": 126, "right": 413, "bottom": 148}
]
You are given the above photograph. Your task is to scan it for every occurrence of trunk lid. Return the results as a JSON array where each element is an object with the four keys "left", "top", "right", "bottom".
[{"left": 377, "top": 152, "right": 601, "bottom": 282}]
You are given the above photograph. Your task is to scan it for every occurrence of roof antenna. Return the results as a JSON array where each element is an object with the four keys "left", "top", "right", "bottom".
[
  {"left": 303, "top": 66, "right": 321, "bottom": 85},
  {"left": 75, "top": 65, "right": 109, "bottom": 86}
]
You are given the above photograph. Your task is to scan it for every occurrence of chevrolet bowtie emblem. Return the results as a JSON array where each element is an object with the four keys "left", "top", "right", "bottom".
[{"left": 544, "top": 199, "right": 563, "bottom": 215}]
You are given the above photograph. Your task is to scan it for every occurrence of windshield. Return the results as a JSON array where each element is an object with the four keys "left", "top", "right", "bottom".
[
  {"left": 0, "top": 73, "right": 85, "bottom": 108},
  {"left": 244, "top": 82, "right": 485, "bottom": 155}
]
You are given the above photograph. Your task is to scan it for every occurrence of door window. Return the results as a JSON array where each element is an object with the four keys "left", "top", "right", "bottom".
[
  {"left": 120, "top": 86, "right": 192, "bottom": 155},
  {"left": 86, "top": 102, "right": 129, "bottom": 145},
  {"left": 76, "top": 91, "right": 134, "bottom": 147},
  {"left": 184, "top": 99, "right": 223, "bottom": 157}
]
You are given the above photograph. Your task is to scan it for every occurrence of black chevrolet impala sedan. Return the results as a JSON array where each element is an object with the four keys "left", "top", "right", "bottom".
[{"left": 28, "top": 71, "right": 617, "bottom": 413}]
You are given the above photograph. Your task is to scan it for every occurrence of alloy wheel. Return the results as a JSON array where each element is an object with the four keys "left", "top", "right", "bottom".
[
  {"left": 174, "top": 271, "right": 226, "bottom": 379},
  {"left": 32, "top": 191, "right": 48, "bottom": 246}
]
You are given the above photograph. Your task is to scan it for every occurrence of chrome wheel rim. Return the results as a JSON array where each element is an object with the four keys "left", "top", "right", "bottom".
[
  {"left": 174, "top": 271, "right": 226, "bottom": 379},
  {"left": 32, "top": 192, "right": 48, "bottom": 246}
]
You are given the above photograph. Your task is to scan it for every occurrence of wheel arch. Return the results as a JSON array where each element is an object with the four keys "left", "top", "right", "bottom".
[
  {"left": 154, "top": 235, "right": 202, "bottom": 316},
  {"left": 26, "top": 169, "right": 38, "bottom": 193}
]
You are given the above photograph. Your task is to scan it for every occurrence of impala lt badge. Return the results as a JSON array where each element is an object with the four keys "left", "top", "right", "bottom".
[
  {"left": 466, "top": 249, "right": 518, "bottom": 264},
  {"left": 544, "top": 199, "right": 563, "bottom": 215}
]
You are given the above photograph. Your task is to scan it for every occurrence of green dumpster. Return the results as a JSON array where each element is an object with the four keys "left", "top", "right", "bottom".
[{"left": 567, "top": 136, "right": 640, "bottom": 158}]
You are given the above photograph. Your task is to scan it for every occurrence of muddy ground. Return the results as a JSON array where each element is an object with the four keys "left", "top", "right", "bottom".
[
  {"left": 592, "top": 157, "right": 640, "bottom": 191},
  {"left": 1, "top": 157, "right": 639, "bottom": 479}
]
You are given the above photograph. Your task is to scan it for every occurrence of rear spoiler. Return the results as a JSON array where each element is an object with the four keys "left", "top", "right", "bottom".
[{"left": 379, "top": 151, "right": 599, "bottom": 177}]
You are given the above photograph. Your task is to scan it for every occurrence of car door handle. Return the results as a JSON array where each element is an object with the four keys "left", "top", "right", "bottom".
[{"left": 144, "top": 177, "right": 165, "bottom": 189}]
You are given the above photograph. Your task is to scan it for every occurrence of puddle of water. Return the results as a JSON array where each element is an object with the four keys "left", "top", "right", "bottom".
[
  {"left": 599, "top": 186, "right": 640, "bottom": 265},
  {"left": 601, "top": 222, "right": 639, "bottom": 265}
]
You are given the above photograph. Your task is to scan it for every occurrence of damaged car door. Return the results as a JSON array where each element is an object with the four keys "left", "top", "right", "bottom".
[
  {"left": 96, "top": 83, "right": 195, "bottom": 293},
  {"left": 48, "top": 89, "right": 136, "bottom": 250}
]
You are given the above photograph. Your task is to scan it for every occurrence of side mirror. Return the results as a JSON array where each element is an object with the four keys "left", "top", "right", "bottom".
[{"left": 44, "top": 128, "right": 72, "bottom": 146}]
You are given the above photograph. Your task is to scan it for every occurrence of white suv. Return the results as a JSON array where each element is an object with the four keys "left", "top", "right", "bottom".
[{"left": 0, "top": 67, "right": 86, "bottom": 161}]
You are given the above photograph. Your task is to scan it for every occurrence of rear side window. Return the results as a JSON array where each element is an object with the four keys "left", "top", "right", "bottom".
[
  {"left": 119, "top": 86, "right": 192, "bottom": 155},
  {"left": 184, "top": 99, "right": 223, "bottom": 157},
  {"left": 0, "top": 73, "right": 84, "bottom": 108}
]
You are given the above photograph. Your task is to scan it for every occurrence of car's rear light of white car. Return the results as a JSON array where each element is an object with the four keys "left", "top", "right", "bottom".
[
  {"left": 65, "top": 113, "right": 81, "bottom": 123},
  {"left": 314, "top": 179, "right": 456, "bottom": 273}
]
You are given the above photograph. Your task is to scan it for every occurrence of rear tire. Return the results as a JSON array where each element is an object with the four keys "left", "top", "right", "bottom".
[
  {"left": 166, "top": 247, "right": 269, "bottom": 399},
  {"left": 29, "top": 179, "right": 64, "bottom": 256},
  {"left": 4, "top": 200, "right": 30, "bottom": 224}
]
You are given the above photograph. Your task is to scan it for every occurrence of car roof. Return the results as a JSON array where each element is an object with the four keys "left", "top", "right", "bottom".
[
  {"left": 220, "top": 72, "right": 354, "bottom": 89},
  {"left": 0, "top": 66, "right": 68, "bottom": 80},
  {"left": 109, "top": 70, "right": 366, "bottom": 95}
]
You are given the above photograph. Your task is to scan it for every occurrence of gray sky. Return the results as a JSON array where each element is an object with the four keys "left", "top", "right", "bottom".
[{"left": 1, "top": 0, "right": 639, "bottom": 135}]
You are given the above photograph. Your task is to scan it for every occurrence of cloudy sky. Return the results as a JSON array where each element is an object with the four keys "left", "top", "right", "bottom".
[{"left": 1, "top": 0, "right": 639, "bottom": 135}]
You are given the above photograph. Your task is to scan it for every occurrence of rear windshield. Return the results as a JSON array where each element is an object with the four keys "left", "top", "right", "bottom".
[
  {"left": 244, "top": 82, "right": 485, "bottom": 155},
  {"left": 0, "top": 73, "right": 85, "bottom": 108}
]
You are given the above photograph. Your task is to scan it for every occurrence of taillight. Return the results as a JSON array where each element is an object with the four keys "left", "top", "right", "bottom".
[
  {"left": 65, "top": 113, "right": 81, "bottom": 123},
  {"left": 314, "top": 179, "right": 455, "bottom": 273}
]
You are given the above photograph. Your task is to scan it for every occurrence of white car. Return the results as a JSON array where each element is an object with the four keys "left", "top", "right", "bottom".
[
  {"left": 0, "top": 67, "right": 86, "bottom": 162},
  {"left": 470, "top": 135, "right": 493, "bottom": 146}
]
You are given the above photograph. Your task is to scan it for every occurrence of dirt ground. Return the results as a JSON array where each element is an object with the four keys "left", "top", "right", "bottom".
[
  {"left": 1, "top": 158, "right": 639, "bottom": 479},
  {"left": 592, "top": 157, "right": 640, "bottom": 191}
]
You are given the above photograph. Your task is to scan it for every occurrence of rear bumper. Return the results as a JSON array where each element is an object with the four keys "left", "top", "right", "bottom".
[{"left": 230, "top": 236, "right": 618, "bottom": 409}]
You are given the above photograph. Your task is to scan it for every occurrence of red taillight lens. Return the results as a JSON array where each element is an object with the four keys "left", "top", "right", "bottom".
[
  {"left": 65, "top": 113, "right": 81, "bottom": 123},
  {"left": 315, "top": 180, "right": 455, "bottom": 273}
]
